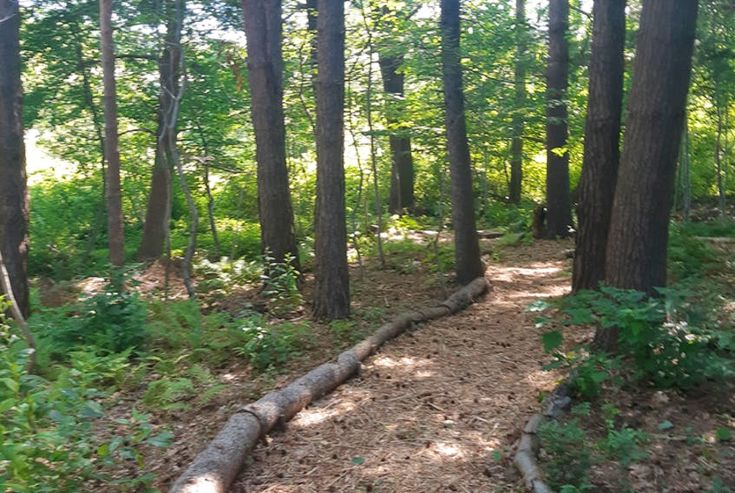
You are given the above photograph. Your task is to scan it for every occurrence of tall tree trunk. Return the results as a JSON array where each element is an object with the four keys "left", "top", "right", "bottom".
[
  {"left": 360, "top": 7, "right": 386, "bottom": 268},
  {"left": 243, "top": 0, "right": 300, "bottom": 271},
  {"left": 605, "top": 0, "right": 699, "bottom": 293},
  {"left": 508, "top": 0, "right": 526, "bottom": 204},
  {"left": 138, "top": 0, "right": 184, "bottom": 261},
  {"left": 196, "top": 121, "right": 221, "bottom": 259},
  {"left": 72, "top": 31, "right": 108, "bottom": 260},
  {"left": 313, "top": 0, "right": 350, "bottom": 320},
  {"left": 0, "top": 0, "right": 30, "bottom": 318},
  {"left": 379, "top": 53, "right": 415, "bottom": 214},
  {"left": 100, "top": 0, "right": 125, "bottom": 266},
  {"left": 544, "top": 0, "right": 572, "bottom": 238},
  {"left": 440, "top": 0, "right": 484, "bottom": 285},
  {"left": 680, "top": 119, "right": 692, "bottom": 222},
  {"left": 306, "top": 0, "right": 318, "bottom": 70},
  {"left": 716, "top": 103, "right": 726, "bottom": 218},
  {"left": 572, "top": 0, "right": 626, "bottom": 292}
]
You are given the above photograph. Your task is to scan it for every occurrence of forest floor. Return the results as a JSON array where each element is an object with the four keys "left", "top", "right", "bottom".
[
  {"left": 53, "top": 227, "right": 731, "bottom": 492},
  {"left": 225, "top": 239, "right": 573, "bottom": 492}
]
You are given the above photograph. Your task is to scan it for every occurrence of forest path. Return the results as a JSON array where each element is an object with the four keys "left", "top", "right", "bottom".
[{"left": 231, "top": 240, "right": 572, "bottom": 493}]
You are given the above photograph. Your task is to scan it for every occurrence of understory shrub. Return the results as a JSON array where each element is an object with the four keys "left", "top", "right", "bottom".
[
  {"left": 31, "top": 272, "right": 148, "bottom": 362},
  {"left": 0, "top": 305, "right": 170, "bottom": 492},
  {"left": 540, "top": 285, "right": 734, "bottom": 393},
  {"left": 539, "top": 403, "right": 649, "bottom": 491},
  {"left": 235, "top": 317, "right": 312, "bottom": 371},
  {"left": 538, "top": 418, "right": 594, "bottom": 490}
]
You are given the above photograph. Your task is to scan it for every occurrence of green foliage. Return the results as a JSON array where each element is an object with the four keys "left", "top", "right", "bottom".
[
  {"left": 496, "top": 231, "right": 531, "bottom": 247},
  {"left": 539, "top": 284, "right": 734, "bottom": 393},
  {"left": 425, "top": 243, "right": 455, "bottom": 274},
  {"left": 235, "top": 318, "right": 312, "bottom": 372},
  {"left": 715, "top": 426, "right": 733, "bottom": 442},
  {"left": 538, "top": 418, "right": 594, "bottom": 491},
  {"left": 142, "top": 364, "right": 224, "bottom": 414},
  {"left": 31, "top": 273, "right": 148, "bottom": 360},
  {"left": 668, "top": 224, "right": 722, "bottom": 281},
  {"left": 262, "top": 253, "right": 303, "bottom": 317},
  {"left": 146, "top": 300, "right": 248, "bottom": 367},
  {"left": 600, "top": 427, "right": 648, "bottom": 467},
  {"left": 329, "top": 319, "right": 364, "bottom": 344},
  {"left": 481, "top": 202, "right": 535, "bottom": 232},
  {"left": 0, "top": 308, "right": 169, "bottom": 492},
  {"left": 540, "top": 402, "right": 648, "bottom": 491},
  {"left": 195, "top": 256, "right": 262, "bottom": 295}
]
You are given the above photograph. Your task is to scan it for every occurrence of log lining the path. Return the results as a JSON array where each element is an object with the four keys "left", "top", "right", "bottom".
[
  {"left": 169, "top": 276, "right": 490, "bottom": 493},
  {"left": 514, "top": 383, "right": 572, "bottom": 493}
]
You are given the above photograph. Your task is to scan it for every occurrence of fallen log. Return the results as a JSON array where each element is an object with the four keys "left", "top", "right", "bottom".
[
  {"left": 170, "top": 276, "right": 489, "bottom": 493},
  {"left": 514, "top": 383, "right": 572, "bottom": 493}
]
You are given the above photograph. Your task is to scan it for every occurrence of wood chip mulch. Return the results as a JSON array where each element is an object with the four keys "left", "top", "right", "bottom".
[{"left": 230, "top": 240, "right": 573, "bottom": 492}]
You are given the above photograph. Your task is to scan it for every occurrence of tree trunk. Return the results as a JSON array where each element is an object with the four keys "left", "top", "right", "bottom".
[
  {"left": 605, "top": 0, "right": 699, "bottom": 293},
  {"left": 440, "top": 0, "right": 484, "bottom": 285},
  {"left": 508, "top": 0, "right": 526, "bottom": 205},
  {"left": 0, "top": 0, "right": 30, "bottom": 318},
  {"left": 572, "top": 0, "right": 626, "bottom": 292},
  {"left": 676, "top": 116, "right": 693, "bottom": 222},
  {"left": 138, "top": 0, "right": 185, "bottom": 261},
  {"left": 312, "top": 0, "right": 350, "bottom": 320},
  {"left": 544, "top": 0, "right": 572, "bottom": 238},
  {"left": 196, "top": 121, "right": 221, "bottom": 259},
  {"left": 716, "top": 103, "right": 726, "bottom": 218},
  {"left": 100, "top": 0, "right": 125, "bottom": 266},
  {"left": 378, "top": 53, "right": 415, "bottom": 214},
  {"left": 243, "top": 0, "right": 300, "bottom": 271}
]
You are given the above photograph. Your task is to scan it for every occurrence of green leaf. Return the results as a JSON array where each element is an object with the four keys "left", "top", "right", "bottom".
[
  {"left": 1, "top": 378, "right": 19, "bottom": 393},
  {"left": 657, "top": 420, "right": 674, "bottom": 431},
  {"left": 80, "top": 400, "right": 104, "bottom": 419},
  {"left": 351, "top": 456, "right": 365, "bottom": 465},
  {"left": 0, "top": 398, "right": 16, "bottom": 413},
  {"left": 566, "top": 307, "right": 593, "bottom": 325},
  {"left": 147, "top": 431, "right": 174, "bottom": 448},
  {"left": 715, "top": 427, "right": 732, "bottom": 442},
  {"left": 527, "top": 300, "right": 550, "bottom": 312},
  {"left": 541, "top": 331, "right": 563, "bottom": 353},
  {"left": 97, "top": 443, "right": 110, "bottom": 458}
]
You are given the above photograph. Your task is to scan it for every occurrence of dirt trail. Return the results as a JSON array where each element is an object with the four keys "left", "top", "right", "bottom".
[{"left": 231, "top": 240, "right": 572, "bottom": 493}]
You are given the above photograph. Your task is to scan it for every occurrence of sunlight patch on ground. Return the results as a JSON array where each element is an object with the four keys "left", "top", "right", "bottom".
[
  {"left": 504, "top": 284, "right": 569, "bottom": 300},
  {"left": 372, "top": 356, "right": 429, "bottom": 370},
  {"left": 431, "top": 441, "right": 465, "bottom": 459},
  {"left": 525, "top": 369, "right": 556, "bottom": 390},
  {"left": 491, "top": 265, "right": 564, "bottom": 283},
  {"left": 292, "top": 399, "right": 358, "bottom": 428}
]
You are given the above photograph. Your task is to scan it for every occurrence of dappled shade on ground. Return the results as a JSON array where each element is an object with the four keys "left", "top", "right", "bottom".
[{"left": 230, "top": 241, "right": 571, "bottom": 492}]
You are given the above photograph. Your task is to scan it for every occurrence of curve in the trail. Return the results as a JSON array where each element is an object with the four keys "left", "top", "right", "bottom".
[{"left": 230, "top": 241, "right": 571, "bottom": 493}]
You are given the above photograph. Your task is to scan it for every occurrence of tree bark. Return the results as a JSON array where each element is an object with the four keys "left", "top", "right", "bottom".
[
  {"left": 312, "top": 0, "right": 350, "bottom": 320},
  {"left": 100, "top": 0, "right": 125, "bottom": 266},
  {"left": 0, "top": 248, "right": 35, "bottom": 372},
  {"left": 605, "top": 0, "right": 699, "bottom": 293},
  {"left": 716, "top": 102, "right": 726, "bottom": 218},
  {"left": 243, "top": 0, "right": 300, "bottom": 271},
  {"left": 572, "top": 0, "right": 626, "bottom": 292},
  {"left": 440, "top": 0, "right": 484, "bottom": 285},
  {"left": 0, "top": 0, "right": 30, "bottom": 318},
  {"left": 138, "top": 0, "right": 185, "bottom": 261},
  {"left": 509, "top": 0, "right": 526, "bottom": 204},
  {"left": 378, "top": 53, "right": 415, "bottom": 214},
  {"left": 544, "top": 0, "right": 572, "bottom": 238}
]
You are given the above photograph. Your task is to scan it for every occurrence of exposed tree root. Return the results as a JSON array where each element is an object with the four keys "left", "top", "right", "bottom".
[{"left": 169, "top": 276, "right": 489, "bottom": 493}]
